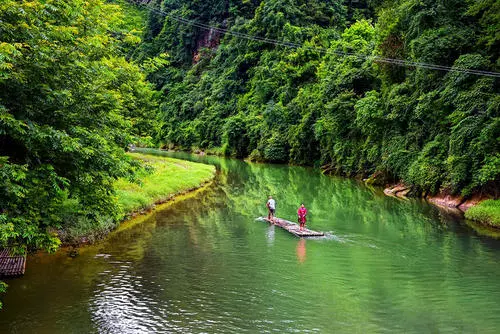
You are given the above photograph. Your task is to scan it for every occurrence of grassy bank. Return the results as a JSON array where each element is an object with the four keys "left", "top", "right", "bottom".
[
  {"left": 116, "top": 153, "right": 215, "bottom": 214},
  {"left": 63, "top": 153, "right": 215, "bottom": 243},
  {"left": 465, "top": 200, "right": 500, "bottom": 227}
]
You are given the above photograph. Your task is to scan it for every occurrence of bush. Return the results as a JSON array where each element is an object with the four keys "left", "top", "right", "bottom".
[
  {"left": 248, "top": 149, "right": 264, "bottom": 162},
  {"left": 406, "top": 135, "right": 448, "bottom": 194},
  {"left": 264, "top": 135, "right": 289, "bottom": 162},
  {"left": 60, "top": 215, "right": 118, "bottom": 245},
  {"left": 0, "top": 281, "right": 6, "bottom": 309},
  {"left": 465, "top": 200, "right": 500, "bottom": 226}
]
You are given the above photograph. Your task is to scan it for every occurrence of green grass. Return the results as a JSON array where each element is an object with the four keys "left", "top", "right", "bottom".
[
  {"left": 59, "top": 153, "right": 215, "bottom": 244},
  {"left": 115, "top": 153, "right": 216, "bottom": 215},
  {"left": 465, "top": 200, "right": 500, "bottom": 227}
]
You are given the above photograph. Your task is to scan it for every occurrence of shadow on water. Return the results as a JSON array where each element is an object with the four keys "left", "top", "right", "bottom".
[{"left": 1, "top": 149, "right": 500, "bottom": 333}]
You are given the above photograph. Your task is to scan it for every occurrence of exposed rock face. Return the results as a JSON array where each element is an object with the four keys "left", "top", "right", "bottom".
[
  {"left": 458, "top": 194, "right": 490, "bottom": 212},
  {"left": 426, "top": 193, "right": 492, "bottom": 212},
  {"left": 383, "top": 183, "right": 411, "bottom": 198},
  {"left": 193, "top": 27, "right": 222, "bottom": 63},
  {"left": 426, "top": 194, "right": 464, "bottom": 209},
  {"left": 382, "top": 183, "right": 493, "bottom": 214}
]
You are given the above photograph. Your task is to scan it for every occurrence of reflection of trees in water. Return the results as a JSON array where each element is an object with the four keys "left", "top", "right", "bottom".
[
  {"left": 154, "top": 183, "right": 232, "bottom": 250},
  {"left": 96, "top": 188, "right": 241, "bottom": 331},
  {"left": 5, "top": 150, "right": 500, "bottom": 333},
  {"left": 132, "top": 151, "right": 500, "bottom": 274},
  {"left": 217, "top": 156, "right": 500, "bottom": 265},
  {"left": 134, "top": 150, "right": 495, "bottom": 252}
]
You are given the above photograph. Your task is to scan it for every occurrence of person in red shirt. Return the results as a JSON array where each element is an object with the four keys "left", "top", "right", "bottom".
[{"left": 297, "top": 203, "right": 307, "bottom": 231}]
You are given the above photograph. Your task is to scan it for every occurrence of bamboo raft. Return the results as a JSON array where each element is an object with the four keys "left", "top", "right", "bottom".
[
  {"left": 263, "top": 217, "right": 324, "bottom": 237},
  {"left": 0, "top": 248, "right": 26, "bottom": 277}
]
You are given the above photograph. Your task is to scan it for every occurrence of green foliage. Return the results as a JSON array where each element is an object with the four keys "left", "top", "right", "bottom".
[
  {"left": 59, "top": 214, "right": 119, "bottom": 245},
  {"left": 0, "top": 280, "right": 6, "bottom": 309},
  {"left": 145, "top": 0, "right": 498, "bottom": 198},
  {"left": 406, "top": 135, "right": 448, "bottom": 194},
  {"left": 109, "top": 0, "right": 149, "bottom": 57},
  {"left": 0, "top": 0, "right": 156, "bottom": 252},
  {"left": 264, "top": 134, "right": 289, "bottom": 162},
  {"left": 223, "top": 114, "right": 251, "bottom": 158},
  {"left": 465, "top": 200, "right": 500, "bottom": 226}
]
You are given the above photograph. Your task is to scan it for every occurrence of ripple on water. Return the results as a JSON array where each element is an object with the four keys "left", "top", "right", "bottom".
[{"left": 90, "top": 261, "right": 170, "bottom": 333}]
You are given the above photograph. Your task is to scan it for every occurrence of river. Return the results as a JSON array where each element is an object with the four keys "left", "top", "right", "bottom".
[{"left": 1, "top": 150, "right": 500, "bottom": 333}]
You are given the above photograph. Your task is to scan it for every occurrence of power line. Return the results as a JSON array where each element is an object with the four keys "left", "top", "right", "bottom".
[{"left": 130, "top": 0, "right": 500, "bottom": 78}]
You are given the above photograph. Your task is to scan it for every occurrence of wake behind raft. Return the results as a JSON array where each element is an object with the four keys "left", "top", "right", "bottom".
[{"left": 262, "top": 217, "right": 324, "bottom": 238}]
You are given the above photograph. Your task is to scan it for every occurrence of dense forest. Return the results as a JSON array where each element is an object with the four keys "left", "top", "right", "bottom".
[
  {"left": 137, "top": 0, "right": 499, "bottom": 198},
  {"left": 0, "top": 0, "right": 158, "bottom": 253},
  {"left": 0, "top": 0, "right": 499, "bottom": 255}
]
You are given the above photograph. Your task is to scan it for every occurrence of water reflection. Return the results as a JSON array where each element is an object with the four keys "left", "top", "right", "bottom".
[
  {"left": 266, "top": 224, "right": 275, "bottom": 246},
  {"left": 1, "top": 150, "right": 500, "bottom": 333},
  {"left": 296, "top": 239, "right": 306, "bottom": 264}
]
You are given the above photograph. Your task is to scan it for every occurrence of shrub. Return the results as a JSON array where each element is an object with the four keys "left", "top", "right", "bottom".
[{"left": 465, "top": 200, "right": 500, "bottom": 226}]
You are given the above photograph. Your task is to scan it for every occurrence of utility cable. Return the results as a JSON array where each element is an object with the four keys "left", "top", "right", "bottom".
[{"left": 129, "top": 0, "right": 500, "bottom": 78}]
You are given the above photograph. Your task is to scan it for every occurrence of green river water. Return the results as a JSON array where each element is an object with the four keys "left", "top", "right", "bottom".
[{"left": 1, "top": 151, "right": 500, "bottom": 333}]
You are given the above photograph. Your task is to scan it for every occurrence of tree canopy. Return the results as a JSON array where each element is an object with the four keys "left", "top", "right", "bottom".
[
  {"left": 140, "top": 0, "right": 498, "bottom": 197},
  {"left": 0, "top": 0, "right": 156, "bottom": 252}
]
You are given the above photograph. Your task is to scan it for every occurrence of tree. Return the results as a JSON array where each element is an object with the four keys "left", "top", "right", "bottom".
[{"left": 0, "top": 0, "right": 156, "bottom": 252}]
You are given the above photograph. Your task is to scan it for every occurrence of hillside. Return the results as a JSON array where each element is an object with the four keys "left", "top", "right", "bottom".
[{"left": 135, "top": 0, "right": 499, "bottom": 198}]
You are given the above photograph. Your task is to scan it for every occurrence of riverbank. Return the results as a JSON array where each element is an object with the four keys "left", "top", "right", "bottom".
[
  {"left": 61, "top": 153, "right": 216, "bottom": 245},
  {"left": 465, "top": 200, "right": 500, "bottom": 227},
  {"left": 116, "top": 153, "right": 215, "bottom": 215},
  {"left": 383, "top": 183, "right": 499, "bottom": 228}
]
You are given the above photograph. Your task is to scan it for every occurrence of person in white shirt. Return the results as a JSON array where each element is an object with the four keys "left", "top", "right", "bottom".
[{"left": 266, "top": 196, "right": 276, "bottom": 222}]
